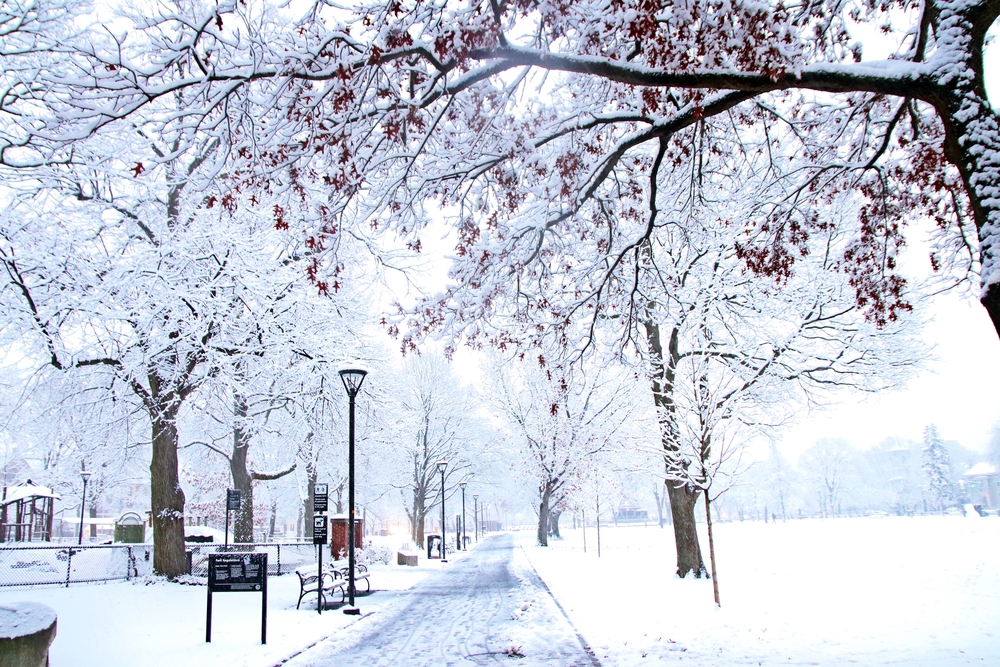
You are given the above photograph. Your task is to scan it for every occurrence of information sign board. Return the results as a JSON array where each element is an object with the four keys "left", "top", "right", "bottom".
[
  {"left": 208, "top": 553, "right": 266, "bottom": 592},
  {"left": 313, "top": 483, "right": 328, "bottom": 513},
  {"left": 227, "top": 489, "right": 242, "bottom": 512},
  {"left": 205, "top": 552, "right": 267, "bottom": 645},
  {"left": 313, "top": 516, "right": 328, "bottom": 545}
]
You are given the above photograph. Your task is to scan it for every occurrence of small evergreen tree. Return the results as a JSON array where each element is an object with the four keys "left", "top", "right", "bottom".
[{"left": 922, "top": 425, "right": 956, "bottom": 510}]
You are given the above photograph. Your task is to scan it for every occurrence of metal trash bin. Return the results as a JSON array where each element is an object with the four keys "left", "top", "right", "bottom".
[
  {"left": 426, "top": 534, "right": 442, "bottom": 559},
  {"left": 113, "top": 512, "right": 145, "bottom": 543}
]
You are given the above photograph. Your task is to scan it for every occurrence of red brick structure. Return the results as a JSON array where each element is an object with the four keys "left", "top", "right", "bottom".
[{"left": 330, "top": 516, "right": 363, "bottom": 560}]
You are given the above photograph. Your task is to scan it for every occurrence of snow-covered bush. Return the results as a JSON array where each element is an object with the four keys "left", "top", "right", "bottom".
[{"left": 356, "top": 543, "right": 393, "bottom": 566}]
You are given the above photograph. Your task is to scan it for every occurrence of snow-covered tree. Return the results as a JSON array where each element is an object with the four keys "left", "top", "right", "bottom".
[
  {"left": 394, "top": 351, "right": 478, "bottom": 545},
  {"left": 491, "top": 356, "right": 643, "bottom": 546},
  {"left": 921, "top": 424, "right": 956, "bottom": 509},
  {"left": 988, "top": 420, "right": 1000, "bottom": 469},
  {"left": 1, "top": 0, "right": 997, "bottom": 336},
  {"left": 801, "top": 438, "right": 858, "bottom": 517}
]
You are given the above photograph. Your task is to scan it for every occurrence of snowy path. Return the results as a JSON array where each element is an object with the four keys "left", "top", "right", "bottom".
[{"left": 284, "top": 534, "right": 599, "bottom": 667}]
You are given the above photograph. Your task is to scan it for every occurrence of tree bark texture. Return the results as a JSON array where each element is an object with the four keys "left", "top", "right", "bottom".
[
  {"left": 548, "top": 509, "right": 562, "bottom": 538},
  {"left": 537, "top": 481, "right": 553, "bottom": 547},
  {"left": 643, "top": 318, "right": 707, "bottom": 577},
  {"left": 231, "top": 391, "right": 254, "bottom": 543},
  {"left": 150, "top": 404, "right": 186, "bottom": 578},
  {"left": 302, "top": 465, "right": 317, "bottom": 543},
  {"left": 667, "top": 482, "right": 707, "bottom": 578}
]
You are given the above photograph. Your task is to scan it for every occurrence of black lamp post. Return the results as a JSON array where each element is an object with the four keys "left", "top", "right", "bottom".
[
  {"left": 459, "top": 482, "right": 467, "bottom": 550},
  {"left": 78, "top": 470, "right": 91, "bottom": 545},
  {"left": 436, "top": 460, "right": 447, "bottom": 562},
  {"left": 473, "top": 494, "right": 479, "bottom": 542},
  {"left": 339, "top": 365, "right": 368, "bottom": 615}
]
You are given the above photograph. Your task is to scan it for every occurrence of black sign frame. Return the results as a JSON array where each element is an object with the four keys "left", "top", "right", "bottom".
[
  {"left": 312, "top": 515, "right": 328, "bottom": 546},
  {"left": 313, "top": 483, "right": 328, "bottom": 513},
  {"left": 205, "top": 552, "right": 267, "bottom": 645},
  {"left": 227, "top": 489, "right": 242, "bottom": 512}
]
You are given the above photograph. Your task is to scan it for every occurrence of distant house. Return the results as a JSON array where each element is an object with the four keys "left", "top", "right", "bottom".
[
  {"left": 962, "top": 463, "right": 1000, "bottom": 509},
  {"left": 614, "top": 503, "right": 649, "bottom": 523},
  {"left": 0, "top": 480, "right": 60, "bottom": 542}
]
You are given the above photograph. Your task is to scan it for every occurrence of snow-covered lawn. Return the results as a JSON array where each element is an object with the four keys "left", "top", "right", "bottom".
[
  {"left": 0, "top": 536, "right": 473, "bottom": 667},
  {"left": 521, "top": 514, "right": 1000, "bottom": 666}
]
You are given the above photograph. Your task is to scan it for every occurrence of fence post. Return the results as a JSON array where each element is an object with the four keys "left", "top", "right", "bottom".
[
  {"left": 126, "top": 546, "right": 134, "bottom": 581},
  {"left": 276, "top": 544, "right": 281, "bottom": 576},
  {"left": 65, "top": 548, "right": 73, "bottom": 588}
]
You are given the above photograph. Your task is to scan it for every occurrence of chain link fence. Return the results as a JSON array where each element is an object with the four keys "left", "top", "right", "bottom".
[
  {"left": 0, "top": 544, "right": 154, "bottom": 588},
  {"left": 0, "top": 541, "right": 322, "bottom": 588},
  {"left": 185, "top": 542, "right": 317, "bottom": 577}
]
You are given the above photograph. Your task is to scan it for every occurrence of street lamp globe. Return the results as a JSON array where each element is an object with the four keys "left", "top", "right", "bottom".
[
  {"left": 80, "top": 471, "right": 92, "bottom": 483},
  {"left": 338, "top": 365, "right": 369, "bottom": 398},
  {"left": 436, "top": 460, "right": 448, "bottom": 473}
]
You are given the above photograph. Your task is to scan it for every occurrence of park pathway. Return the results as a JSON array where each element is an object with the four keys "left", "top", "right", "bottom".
[{"left": 283, "top": 533, "right": 599, "bottom": 667}]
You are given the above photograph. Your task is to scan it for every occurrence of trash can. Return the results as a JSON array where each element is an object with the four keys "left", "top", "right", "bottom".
[
  {"left": 426, "top": 534, "right": 442, "bottom": 559},
  {"left": 113, "top": 512, "right": 145, "bottom": 543}
]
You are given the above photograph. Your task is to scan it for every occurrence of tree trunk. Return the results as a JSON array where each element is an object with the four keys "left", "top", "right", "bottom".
[
  {"left": 410, "top": 478, "right": 428, "bottom": 546},
  {"left": 303, "top": 465, "right": 317, "bottom": 541},
  {"left": 88, "top": 503, "right": 96, "bottom": 539},
  {"left": 667, "top": 482, "right": 707, "bottom": 578},
  {"left": 231, "top": 391, "right": 254, "bottom": 543},
  {"left": 150, "top": 403, "right": 186, "bottom": 578},
  {"left": 596, "top": 490, "right": 602, "bottom": 558},
  {"left": 644, "top": 318, "right": 706, "bottom": 577},
  {"left": 653, "top": 483, "right": 665, "bottom": 528},
  {"left": 537, "top": 482, "right": 552, "bottom": 546},
  {"left": 268, "top": 500, "right": 277, "bottom": 539},
  {"left": 549, "top": 509, "right": 562, "bottom": 538},
  {"left": 334, "top": 479, "right": 345, "bottom": 514}
]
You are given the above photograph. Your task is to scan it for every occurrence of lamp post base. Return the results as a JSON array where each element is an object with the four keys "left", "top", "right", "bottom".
[{"left": 343, "top": 606, "right": 361, "bottom": 616}]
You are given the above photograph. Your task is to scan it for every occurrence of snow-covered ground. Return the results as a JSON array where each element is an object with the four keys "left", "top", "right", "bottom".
[
  {"left": 1, "top": 518, "right": 996, "bottom": 666},
  {"left": 0, "top": 536, "right": 471, "bottom": 667},
  {"left": 521, "top": 514, "right": 1000, "bottom": 666}
]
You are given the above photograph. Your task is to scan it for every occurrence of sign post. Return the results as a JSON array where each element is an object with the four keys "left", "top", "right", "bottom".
[
  {"left": 225, "top": 489, "right": 241, "bottom": 548},
  {"left": 206, "top": 552, "right": 267, "bottom": 644},
  {"left": 313, "top": 483, "right": 329, "bottom": 615}
]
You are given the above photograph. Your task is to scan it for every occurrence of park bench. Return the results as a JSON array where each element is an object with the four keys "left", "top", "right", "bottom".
[
  {"left": 294, "top": 565, "right": 346, "bottom": 609},
  {"left": 335, "top": 563, "right": 371, "bottom": 594}
]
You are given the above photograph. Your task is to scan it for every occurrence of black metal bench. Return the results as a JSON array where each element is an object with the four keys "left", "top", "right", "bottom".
[
  {"left": 295, "top": 565, "right": 346, "bottom": 609},
  {"left": 335, "top": 563, "right": 371, "bottom": 594}
]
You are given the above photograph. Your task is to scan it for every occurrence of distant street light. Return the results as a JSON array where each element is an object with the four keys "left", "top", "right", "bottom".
[
  {"left": 473, "top": 494, "right": 479, "bottom": 543},
  {"left": 459, "top": 482, "right": 467, "bottom": 550},
  {"left": 78, "top": 470, "right": 92, "bottom": 545},
  {"left": 436, "top": 460, "right": 448, "bottom": 562},
  {"left": 339, "top": 365, "right": 368, "bottom": 615}
]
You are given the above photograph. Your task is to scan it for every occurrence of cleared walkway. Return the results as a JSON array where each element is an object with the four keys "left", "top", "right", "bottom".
[{"left": 284, "top": 533, "right": 598, "bottom": 666}]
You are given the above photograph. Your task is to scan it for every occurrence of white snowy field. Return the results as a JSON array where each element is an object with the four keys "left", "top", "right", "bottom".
[
  {"left": 521, "top": 514, "right": 1000, "bottom": 666},
  {"left": 0, "top": 537, "right": 472, "bottom": 667}
]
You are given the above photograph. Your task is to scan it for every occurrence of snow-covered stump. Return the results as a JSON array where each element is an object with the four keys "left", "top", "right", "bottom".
[{"left": 0, "top": 602, "right": 57, "bottom": 667}]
